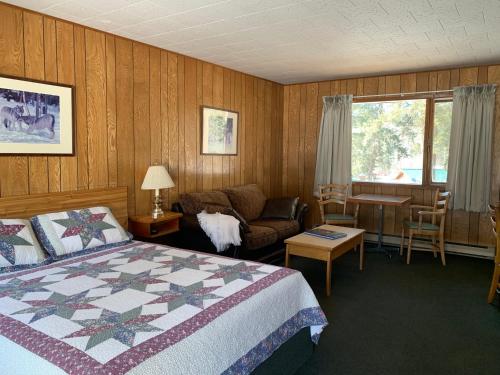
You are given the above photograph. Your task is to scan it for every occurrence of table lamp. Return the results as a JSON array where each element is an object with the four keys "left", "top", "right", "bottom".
[{"left": 141, "top": 165, "right": 175, "bottom": 219}]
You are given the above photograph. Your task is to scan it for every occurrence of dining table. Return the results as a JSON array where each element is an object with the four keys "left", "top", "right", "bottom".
[{"left": 348, "top": 193, "right": 412, "bottom": 255}]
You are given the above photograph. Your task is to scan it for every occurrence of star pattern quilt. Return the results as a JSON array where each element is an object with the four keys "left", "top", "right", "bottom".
[{"left": 0, "top": 241, "right": 327, "bottom": 375}]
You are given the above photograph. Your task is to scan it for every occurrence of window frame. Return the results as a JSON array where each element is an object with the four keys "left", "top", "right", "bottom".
[{"left": 352, "top": 93, "right": 452, "bottom": 188}]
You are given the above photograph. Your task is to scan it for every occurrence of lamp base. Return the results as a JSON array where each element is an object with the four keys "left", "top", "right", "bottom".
[{"left": 151, "top": 190, "right": 164, "bottom": 220}]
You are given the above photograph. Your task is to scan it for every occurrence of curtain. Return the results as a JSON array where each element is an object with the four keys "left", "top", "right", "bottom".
[
  {"left": 446, "top": 84, "right": 496, "bottom": 212},
  {"left": 313, "top": 95, "right": 352, "bottom": 197}
]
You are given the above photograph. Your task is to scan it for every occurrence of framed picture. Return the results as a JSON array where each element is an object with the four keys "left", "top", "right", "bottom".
[
  {"left": 201, "top": 106, "right": 238, "bottom": 155},
  {"left": 0, "top": 75, "right": 74, "bottom": 155}
]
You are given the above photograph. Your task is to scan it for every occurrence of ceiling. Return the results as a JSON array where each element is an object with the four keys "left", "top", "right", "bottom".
[{"left": 6, "top": 0, "right": 500, "bottom": 84}]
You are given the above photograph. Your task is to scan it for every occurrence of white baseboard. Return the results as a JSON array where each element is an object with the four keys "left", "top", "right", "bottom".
[{"left": 363, "top": 232, "right": 495, "bottom": 259}]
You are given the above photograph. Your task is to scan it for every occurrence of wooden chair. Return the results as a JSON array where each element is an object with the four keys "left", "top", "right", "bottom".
[
  {"left": 487, "top": 204, "right": 499, "bottom": 304},
  {"left": 400, "top": 189, "right": 451, "bottom": 266},
  {"left": 317, "top": 184, "right": 359, "bottom": 227}
]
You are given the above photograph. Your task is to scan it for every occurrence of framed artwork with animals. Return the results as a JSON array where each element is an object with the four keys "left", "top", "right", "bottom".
[{"left": 0, "top": 75, "right": 74, "bottom": 155}]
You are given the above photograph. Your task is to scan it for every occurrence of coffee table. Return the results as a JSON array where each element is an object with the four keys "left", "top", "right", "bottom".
[{"left": 285, "top": 225, "right": 365, "bottom": 296}]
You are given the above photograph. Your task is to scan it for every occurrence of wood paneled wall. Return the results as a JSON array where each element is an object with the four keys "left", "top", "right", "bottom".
[
  {"left": 1, "top": 3, "right": 497, "bottom": 248},
  {"left": 282, "top": 65, "right": 500, "bottom": 247},
  {"left": 0, "top": 3, "right": 284, "bottom": 216}
]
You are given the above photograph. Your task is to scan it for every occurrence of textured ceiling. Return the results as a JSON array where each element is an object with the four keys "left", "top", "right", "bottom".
[{"left": 6, "top": 0, "right": 500, "bottom": 84}]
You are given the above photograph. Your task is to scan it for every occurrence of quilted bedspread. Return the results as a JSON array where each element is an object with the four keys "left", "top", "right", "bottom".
[{"left": 0, "top": 241, "right": 327, "bottom": 375}]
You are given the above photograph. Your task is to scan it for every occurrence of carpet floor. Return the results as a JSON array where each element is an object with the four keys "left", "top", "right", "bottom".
[{"left": 291, "top": 249, "right": 500, "bottom": 375}]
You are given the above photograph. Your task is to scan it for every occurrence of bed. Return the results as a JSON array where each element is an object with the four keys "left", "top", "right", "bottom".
[{"left": 0, "top": 188, "right": 327, "bottom": 375}]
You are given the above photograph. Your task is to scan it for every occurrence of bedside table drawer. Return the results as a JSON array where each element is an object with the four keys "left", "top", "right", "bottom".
[{"left": 128, "top": 212, "right": 182, "bottom": 239}]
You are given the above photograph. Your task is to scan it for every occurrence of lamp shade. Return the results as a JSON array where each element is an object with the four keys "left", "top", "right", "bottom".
[{"left": 141, "top": 165, "right": 175, "bottom": 190}]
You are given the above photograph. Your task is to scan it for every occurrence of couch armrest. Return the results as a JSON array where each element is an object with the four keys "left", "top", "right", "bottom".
[
  {"left": 171, "top": 202, "right": 183, "bottom": 213},
  {"left": 295, "top": 202, "right": 309, "bottom": 231}
]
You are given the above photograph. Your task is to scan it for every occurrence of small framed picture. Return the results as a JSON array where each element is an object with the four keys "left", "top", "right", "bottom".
[
  {"left": 0, "top": 75, "right": 74, "bottom": 155},
  {"left": 201, "top": 106, "right": 238, "bottom": 155}
]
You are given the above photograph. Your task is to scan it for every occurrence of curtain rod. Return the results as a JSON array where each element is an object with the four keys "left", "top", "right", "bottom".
[{"left": 353, "top": 89, "right": 453, "bottom": 99}]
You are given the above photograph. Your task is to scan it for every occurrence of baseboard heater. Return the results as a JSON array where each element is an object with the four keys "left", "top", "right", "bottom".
[{"left": 363, "top": 232, "right": 495, "bottom": 260}]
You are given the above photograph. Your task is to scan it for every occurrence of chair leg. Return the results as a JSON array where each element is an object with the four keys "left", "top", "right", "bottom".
[
  {"left": 352, "top": 223, "right": 358, "bottom": 252},
  {"left": 400, "top": 227, "right": 405, "bottom": 256},
  {"left": 406, "top": 232, "right": 413, "bottom": 265},
  {"left": 432, "top": 236, "right": 437, "bottom": 258},
  {"left": 439, "top": 233, "right": 446, "bottom": 266},
  {"left": 488, "top": 265, "right": 500, "bottom": 304}
]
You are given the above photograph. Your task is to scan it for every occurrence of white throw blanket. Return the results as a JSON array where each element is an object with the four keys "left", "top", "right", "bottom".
[{"left": 197, "top": 210, "right": 242, "bottom": 252}]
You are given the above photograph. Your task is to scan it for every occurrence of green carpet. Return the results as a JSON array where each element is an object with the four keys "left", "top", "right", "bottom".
[{"left": 292, "top": 249, "right": 500, "bottom": 375}]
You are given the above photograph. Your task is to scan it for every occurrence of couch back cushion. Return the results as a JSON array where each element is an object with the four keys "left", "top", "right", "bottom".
[
  {"left": 179, "top": 191, "right": 232, "bottom": 215},
  {"left": 260, "top": 197, "right": 299, "bottom": 220},
  {"left": 223, "top": 184, "right": 267, "bottom": 222}
]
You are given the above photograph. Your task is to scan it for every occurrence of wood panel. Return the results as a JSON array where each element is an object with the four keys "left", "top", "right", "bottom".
[
  {"left": 57, "top": 20, "right": 77, "bottom": 192},
  {"left": 0, "top": 4, "right": 27, "bottom": 198},
  {"left": 0, "top": 5, "right": 283, "bottom": 218},
  {"left": 0, "top": 187, "right": 128, "bottom": 228},
  {"left": 23, "top": 11, "right": 48, "bottom": 195},
  {"left": 85, "top": 29, "right": 108, "bottom": 189},
  {"left": 44, "top": 17, "right": 60, "bottom": 193},
  {"left": 283, "top": 64, "right": 500, "bottom": 247}
]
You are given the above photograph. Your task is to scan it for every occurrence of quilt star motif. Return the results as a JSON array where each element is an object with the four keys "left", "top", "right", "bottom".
[
  {"left": 54, "top": 209, "right": 115, "bottom": 248},
  {"left": 65, "top": 307, "right": 162, "bottom": 349},
  {"left": 13, "top": 291, "right": 101, "bottom": 323},
  {"left": 160, "top": 254, "right": 212, "bottom": 272},
  {"left": 0, "top": 223, "right": 31, "bottom": 265},
  {"left": 209, "top": 262, "right": 267, "bottom": 284},
  {"left": 147, "top": 282, "right": 221, "bottom": 311}
]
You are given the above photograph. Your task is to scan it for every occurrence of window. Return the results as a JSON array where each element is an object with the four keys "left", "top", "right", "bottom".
[
  {"left": 431, "top": 100, "right": 453, "bottom": 183},
  {"left": 351, "top": 97, "right": 452, "bottom": 185}
]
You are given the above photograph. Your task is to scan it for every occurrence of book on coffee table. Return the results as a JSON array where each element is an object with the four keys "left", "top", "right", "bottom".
[{"left": 304, "top": 227, "right": 347, "bottom": 240}]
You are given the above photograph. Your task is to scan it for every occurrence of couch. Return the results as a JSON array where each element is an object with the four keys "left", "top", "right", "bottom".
[{"left": 171, "top": 184, "right": 308, "bottom": 262}]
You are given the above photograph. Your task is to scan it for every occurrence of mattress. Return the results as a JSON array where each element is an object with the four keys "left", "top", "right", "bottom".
[{"left": 0, "top": 240, "right": 327, "bottom": 375}]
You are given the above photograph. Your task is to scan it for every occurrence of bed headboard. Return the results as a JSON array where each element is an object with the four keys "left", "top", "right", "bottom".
[{"left": 0, "top": 187, "right": 128, "bottom": 229}]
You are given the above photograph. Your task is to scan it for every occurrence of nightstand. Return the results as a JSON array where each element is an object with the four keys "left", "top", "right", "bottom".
[{"left": 128, "top": 212, "right": 183, "bottom": 239}]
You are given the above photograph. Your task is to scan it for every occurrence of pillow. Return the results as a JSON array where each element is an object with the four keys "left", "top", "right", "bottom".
[
  {"left": 260, "top": 197, "right": 299, "bottom": 220},
  {"left": 0, "top": 219, "right": 47, "bottom": 268},
  {"left": 222, "top": 184, "right": 267, "bottom": 222},
  {"left": 31, "top": 206, "right": 131, "bottom": 258}
]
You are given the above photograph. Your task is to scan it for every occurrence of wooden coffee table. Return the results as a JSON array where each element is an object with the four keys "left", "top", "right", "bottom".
[{"left": 285, "top": 225, "right": 365, "bottom": 296}]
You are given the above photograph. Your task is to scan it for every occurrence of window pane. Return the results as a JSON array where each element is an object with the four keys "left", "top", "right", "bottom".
[
  {"left": 352, "top": 99, "right": 426, "bottom": 184},
  {"left": 432, "top": 101, "right": 452, "bottom": 183}
]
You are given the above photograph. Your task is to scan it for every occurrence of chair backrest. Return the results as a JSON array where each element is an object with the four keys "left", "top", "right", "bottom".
[
  {"left": 488, "top": 204, "right": 497, "bottom": 239},
  {"left": 318, "top": 184, "right": 349, "bottom": 215},
  {"left": 432, "top": 189, "right": 451, "bottom": 229},
  {"left": 491, "top": 204, "right": 499, "bottom": 264}
]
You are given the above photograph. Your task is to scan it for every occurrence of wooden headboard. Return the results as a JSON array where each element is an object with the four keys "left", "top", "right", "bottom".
[{"left": 0, "top": 187, "right": 128, "bottom": 229}]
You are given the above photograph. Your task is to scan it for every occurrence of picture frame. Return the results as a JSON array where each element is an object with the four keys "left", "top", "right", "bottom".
[
  {"left": 0, "top": 75, "right": 74, "bottom": 155},
  {"left": 201, "top": 106, "right": 239, "bottom": 155}
]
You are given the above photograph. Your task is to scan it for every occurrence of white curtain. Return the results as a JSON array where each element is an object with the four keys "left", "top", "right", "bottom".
[
  {"left": 313, "top": 95, "right": 352, "bottom": 197},
  {"left": 446, "top": 84, "right": 496, "bottom": 212}
]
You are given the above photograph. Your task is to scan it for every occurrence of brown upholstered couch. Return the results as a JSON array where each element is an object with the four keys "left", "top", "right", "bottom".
[{"left": 171, "top": 184, "right": 308, "bottom": 261}]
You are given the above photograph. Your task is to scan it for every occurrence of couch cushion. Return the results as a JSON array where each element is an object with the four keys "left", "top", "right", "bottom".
[
  {"left": 245, "top": 225, "right": 278, "bottom": 250},
  {"left": 179, "top": 191, "right": 232, "bottom": 215},
  {"left": 223, "top": 184, "right": 267, "bottom": 222},
  {"left": 260, "top": 197, "right": 299, "bottom": 220},
  {"left": 250, "top": 219, "right": 300, "bottom": 240}
]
